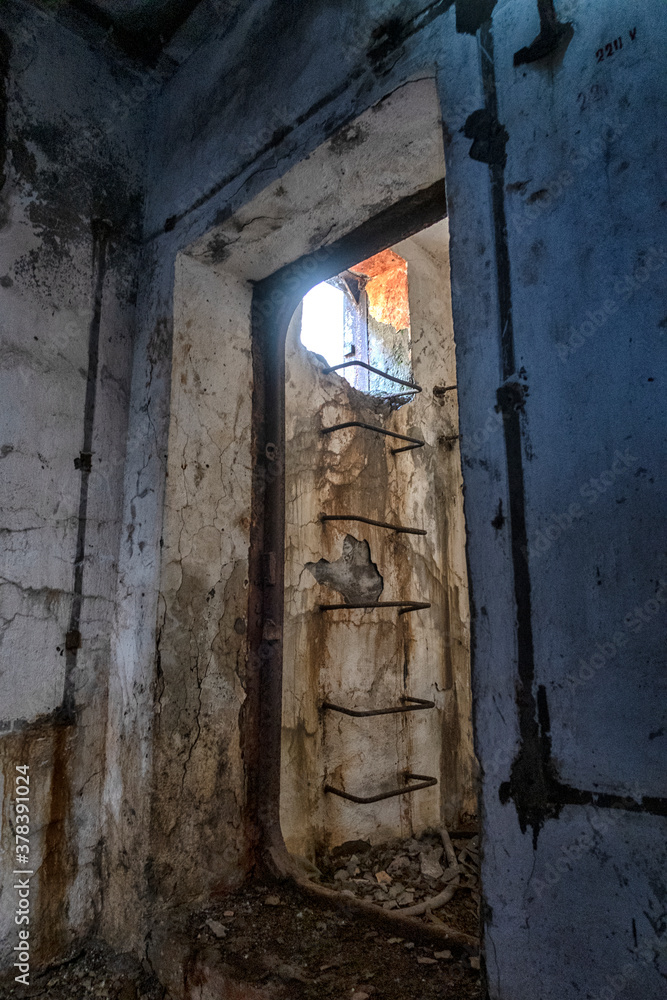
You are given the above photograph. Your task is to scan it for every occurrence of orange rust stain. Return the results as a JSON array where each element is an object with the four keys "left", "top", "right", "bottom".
[
  {"left": 350, "top": 250, "right": 410, "bottom": 332},
  {"left": 1, "top": 720, "right": 77, "bottom": 965},
  {"left": 39, "top": 723, "right": 77, "bottom": 963}
]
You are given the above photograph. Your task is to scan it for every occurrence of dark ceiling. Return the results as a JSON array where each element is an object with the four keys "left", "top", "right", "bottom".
[{"left": 38, "top": 0, "right": 244, "bottom": 65}]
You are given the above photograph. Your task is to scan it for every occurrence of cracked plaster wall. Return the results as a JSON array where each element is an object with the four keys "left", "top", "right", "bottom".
[
  {"left": 0, "top": 0, "right": 149, "bottom": 971},
  {"left": 0, "top": 0, "right": 663, "bottom": 997},
  {"left": 131, "top": 80, "right": 450, "bottom": 937},
  {"left": 281, "top": 220, "right": 476, "bottom": 860},
  {"left": 129, "top": 2, "right": 667, "bottom": 994}
]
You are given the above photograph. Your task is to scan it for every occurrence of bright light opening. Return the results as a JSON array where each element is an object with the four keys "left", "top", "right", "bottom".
[{"left": 299, "top": 281, "right": 345, "bottom": 369}]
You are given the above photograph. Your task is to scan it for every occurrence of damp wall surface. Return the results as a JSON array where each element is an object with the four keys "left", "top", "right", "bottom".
[
  {"left": 131, "top": 80, "right": 450, "bottom": 955},
  {"left": 130, "top": 2, "right": 667, "bottom": 996},
  {"left": 281, "top": 222, "right": 475, "bottom": 860},
  {"left": 0, "top": 0, "right": 150, "bottom": 971},
  {"left": 0, "top": 0, "right": 664, "bottom": 997}
]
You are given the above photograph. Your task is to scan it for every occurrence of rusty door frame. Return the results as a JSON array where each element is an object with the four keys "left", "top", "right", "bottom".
[{"left": 245, "top": 179, "right": 448, "bottom": 870}]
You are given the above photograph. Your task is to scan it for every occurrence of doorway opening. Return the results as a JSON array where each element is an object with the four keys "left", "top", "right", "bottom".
[
  {"left": 169, "top": 78, "right": 482, "bottom": 989},
  {"left": 248, "top": 200, "right": 479, "bottom": 954}
]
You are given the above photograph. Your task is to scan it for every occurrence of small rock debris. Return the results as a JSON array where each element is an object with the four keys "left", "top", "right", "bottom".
[{"left": 0, "top": 834, "right": 481, "bottom": 1000}]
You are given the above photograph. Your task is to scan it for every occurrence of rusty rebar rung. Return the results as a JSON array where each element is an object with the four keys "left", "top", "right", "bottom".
[
  {"left": 321, "top": 360, "right": 422, "bottom": 393},
  {"left": 319, "top": 600, "right": 431, "bottom": 616},
  {"left": 324, "top": 772, "right": 437, "bottom": 804},
  {"left": 320, "top": 513, "right": 426, "bottom": 536},
  {"left": 321, "top": 421, "right": 425, "bottom": 454},
  {"left": 321, "top": 696, "right": 435, "bottom": 718}
]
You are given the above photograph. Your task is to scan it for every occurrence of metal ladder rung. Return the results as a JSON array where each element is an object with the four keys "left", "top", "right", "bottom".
[
  {"left": 319, "top": 600, "right": 431, "bottom": 615},
  {"left": 320, "top": 513, "right": 426, "bottom": 536},
  {"left": 321, "top": 696, "right": 435, "bottom": 717},
  {"left": 324, "top": 772, "right": 437, "bottom": 804},
  {"left": 321, "top": 421, "right": 425, "bottom": 454},
  {"left": 321, "top": 360, "right": 421, "bottom": 394}
]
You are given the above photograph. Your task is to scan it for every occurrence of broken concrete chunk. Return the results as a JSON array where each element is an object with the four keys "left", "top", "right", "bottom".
[
  {"left": 290, "top": 853, "right": 323, "bottom": 880},
  {"left": 419, "top": 847, "right": 444, "bottom": 880},
  {"left": 417, "top": 957, "right": 438, "bottom": 965},
  {"left": 206, "top": 919, "right": 227, "bottom": 938},
  {"left": 275, "top": 963, "right": 308, "bottom": 982},
  {"left": 387, "top": 854, "right": 410, "bottom": 873},
  {"left": 263, "top": 895, "right": 281, "bottom": 906},
  {"left": 434, "top": 949, "right": 452, "bottom": 960}
]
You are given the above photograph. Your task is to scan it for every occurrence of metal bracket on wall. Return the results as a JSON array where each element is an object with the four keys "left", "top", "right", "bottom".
[
  {"left": 324, "top": 771, "right": 437, "bottom": 804},
  {"left": 321, "top": 695, "right": 435, "bottom": 717},
  {"left": 321, "top": 360, "right": 422, "bottom": 396},
  {"left": 319, "top": 600, "right": 431, "bottom": 615},
  {"left": 320, "top": 513, "right": 426, "bottom": 536},
  {"left": 321, "top": 420, "right": 425, "bottom": 454}
]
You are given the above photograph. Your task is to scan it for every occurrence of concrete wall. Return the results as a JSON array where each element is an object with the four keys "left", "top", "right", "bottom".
[
  {"left": 122, "top": 1, "right": 667, "bottom": 995},
  {"left": 0, "top": 0, "right": 150, "bottom": 970},
  {"left": 281, "top": 221, "right": 475, "bottom": 860},
  {"left": 0, "top": 1, "right": 664, "bottom": 998},
  {"left": 130, "top": 80, "right": 449, "bottom": 928}
]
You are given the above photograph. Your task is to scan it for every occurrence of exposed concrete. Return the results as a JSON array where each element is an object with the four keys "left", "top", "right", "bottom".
[
  {"left": 281, "top": 219, "right": 475, "bottom": 860},
  {"left": 131, "top": 80, "right": 449, "bottom": 933},
  {"left": 0, "top": 1, "right": 665, "bottom": 997},
  {"left": 306, "top": 536, "right": 385, "bottom": 605},
  {"left": 0, "top": 0, "right": 149, "bottom": 969}
]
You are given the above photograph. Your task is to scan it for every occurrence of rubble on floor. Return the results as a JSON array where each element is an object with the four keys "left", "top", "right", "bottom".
[
  {"left": 0, "top": 940, "right": 166, "bottom": 1000},
  {"left": 0, "top": 834, "right": 481, "bottom": 1000},
  {"left": 183, "top": 874, "right": 481, "bottom": 999},
  {"left": 315, "top": 829, "right": 480, "bottom": 936}
]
